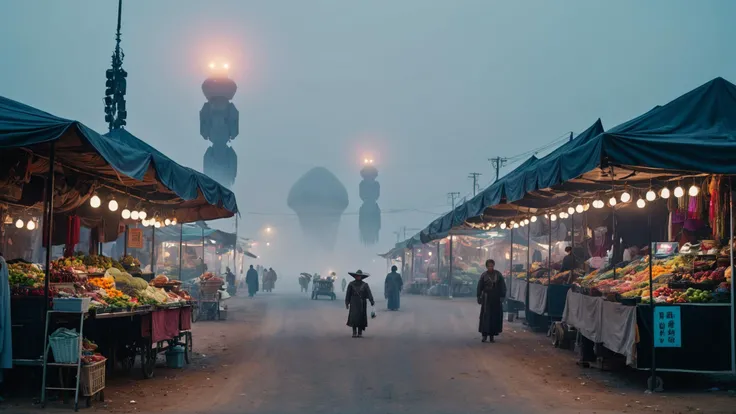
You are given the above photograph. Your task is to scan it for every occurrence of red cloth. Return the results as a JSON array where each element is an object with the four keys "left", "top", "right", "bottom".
[
  {"left": 144, "top": 308, "right": 182, "bottom": 343},
  {"left": 180, "top": 306, "right": 192, "bottom": 331},
  {"left": 64, "top": 216, "right": 80, "bottom": 257}
]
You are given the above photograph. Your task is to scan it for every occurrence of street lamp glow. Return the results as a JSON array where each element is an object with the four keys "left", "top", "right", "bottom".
[
  {"left": 265, "top": 227, "right": 272, "bottom": 233},
  {"left": 208, "top": 62, "right": 215, "bottom": 69},
  {"left": 266, "top": 242, "right": 271, "bottom": 246}
]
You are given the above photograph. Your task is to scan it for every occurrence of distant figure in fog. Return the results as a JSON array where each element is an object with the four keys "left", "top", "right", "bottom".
[
  {"left": 384, "top": 265, "right": 403, "bottom": 311},
  {"left": 341, "top": 277, "right": 347, "bottom": 292},
  {"left": 245, "top": 265, "right": 259, "bottom": 297},
  {"left": 477, "top": 259, "right": 506, "bottom": 343},
  {"left": 225, "top": 267, "right": 236, "bottom": 296},
  {"left": 345, "top": 270, "right": 375, "bottom": 338}
]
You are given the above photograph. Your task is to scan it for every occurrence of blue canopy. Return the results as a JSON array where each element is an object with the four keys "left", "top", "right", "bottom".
[{"left": 0, "top": 95, "right": 238, "bottom": 222}]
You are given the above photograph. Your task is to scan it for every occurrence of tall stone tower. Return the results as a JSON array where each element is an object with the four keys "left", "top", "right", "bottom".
[{"left": 200, "top": 62, "right": 239, "bottom": 188}]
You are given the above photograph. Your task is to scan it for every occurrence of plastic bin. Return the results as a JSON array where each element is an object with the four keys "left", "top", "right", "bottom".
[
  {"left": 81, "top": 359, "right": 106, "bottom": 396},
  {"left": 166, "top": 346, "right": 185, "bottom": 369},
  {"left": 49, "top": 334, "right": 80, "bottom": 364},
  {"left": 53, "top": 297, "right": 91, "bottom": 312}
]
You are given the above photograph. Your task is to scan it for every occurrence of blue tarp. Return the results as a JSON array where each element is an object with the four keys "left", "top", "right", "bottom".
[
  {"left": 0, "top": 95, "right": 238, "bottom": 222},
  {"left": 418, "top": 76, "right": 736, "bottom": 243}
]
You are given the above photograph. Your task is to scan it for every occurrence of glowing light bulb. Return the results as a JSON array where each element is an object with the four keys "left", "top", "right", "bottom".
[
  {"left": 593, "top": 200, "right": 603, "bottom": 209},
  {"left": 530, "top": 216, "right": 537, "bottom": 223},
  {"left": 223, "top": 63, "right": 229, "bottom": 69},
  {"left": 27, "top": 220, "right": 35, "bottom": 230},
  {"left": 584, "top": 203, "right": 590, "bottom": 211},
  {"left": 172, "top": 218, "right": 177, "bottom": 225},
  {"left": 674, "top": 186, "right": 684, "bottom": 198},
  {"left": 550, "top": 214, "right": 557, "bottom": 221},
  {"left": 131, "top": 210, "right": 139, "bottom": 220},
  {"left": 500, "top": 222, "right": 507, "bottom": 229},
  {"left": 208, "top": 62, "right": 215, "bottom": 69},
  {"left": 646, "top": 190, "right": 656, "bottom": 202},
  {"left": 609, "top": 197, "right": 617, "bottom": 206},
  {"left": 164, "top": 218, "right": 171, "bottom": 226},
  {"left": 121, "top": 209, "right": 131, "bottom": 219},
  {"left": 139, "top": 210, "right": 147, "bottom": 220},
  {"left": 660, "top": 187, "right": 670, "bottom": 199},
  {"left": 155, "top": 221, "right": 161, "bottom": 228},
  {"left": 637, "top": 198, "right": 646, "bottom": 208},
  {"left": 520, "top": 221, "right": 525, "bottom": 227},
  {"left": 620, "top": 191, "right": 631, "bottom": 203},
  {"left": 90, "top": 195, "right": 101, "bottom": 208},
  {"left": 688, "top": 185, "right": 699, "bottom": 197},
  {"left": 108, "top": 199, "right": 118, "bottom": 212},
  {"left": 575, "top": 204, "right": 584, "bottom": 213},
  {"left": 141, "top": 219, "right": 149, "bottom": 227},
  {"left": 15, "top": 219, "right": 23, "bottom": 229},
  {"left": 567, "top": 207, "right": 575, "bottom": 215},
  {"left": 524, "top": 219, "right": 529, "bottom": 225},
  {"left": 513, "top": 223, "right": 519, "bottom": 229}
]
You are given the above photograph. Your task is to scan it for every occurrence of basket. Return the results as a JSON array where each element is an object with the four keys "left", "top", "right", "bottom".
[
  {"left": 49, "top": 334, "right": 80, "bottom": 364},
  {"left": 81, "top": 359, "right": 106, "bottom": 396},
  {"left": 199, "top": 280, "right": 223, "bottom": 294},
  {"left": 53, "top": 297, "right": 91, "bottom": 312}
]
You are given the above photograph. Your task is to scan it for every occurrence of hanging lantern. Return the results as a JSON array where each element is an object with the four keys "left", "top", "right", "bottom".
[
  {"left": 90, "top": 194, "right": 101, "bottom": 208},
  {"left": 688, "top": 185, "right": 699, "bottom": 197},
  {"left": 646, "top": 189, "right": 656, "bottom": 202},
  {"left": 660, "top": 187, "right": 671, "bottom": 199},
  {"left": 121, "top": 209, "right": 131, "bottom": 219}
]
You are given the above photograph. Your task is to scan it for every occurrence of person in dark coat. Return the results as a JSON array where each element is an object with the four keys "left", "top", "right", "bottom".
[
  {"left": 345, "top": 270, "right": 375, "bottom": 338},
  {"left": 384, "top": 265, "right": 403, "bottom": 311},
  {"left": 245, "top": 265, "right": 259, "bottom": 297},
  {"left": 477, "top": 259, "right": 506, "bottom": 343}
]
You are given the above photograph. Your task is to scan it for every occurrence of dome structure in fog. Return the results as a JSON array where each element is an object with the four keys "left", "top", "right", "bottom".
[{"left": 287, "top": 167, "right": 349, "bottom": 250}]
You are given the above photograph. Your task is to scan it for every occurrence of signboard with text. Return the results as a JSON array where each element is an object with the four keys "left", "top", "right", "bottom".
[
  {"left": 128, "top": 228, "right": 144, "bottom": 249},
  {"left": 654, "top": 306, "right": 682, "bottom": 347}
]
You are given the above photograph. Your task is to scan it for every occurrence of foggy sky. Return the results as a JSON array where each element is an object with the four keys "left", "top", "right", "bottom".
[{"left": 1, "top": 0, "right": 735, "bottom": 277}]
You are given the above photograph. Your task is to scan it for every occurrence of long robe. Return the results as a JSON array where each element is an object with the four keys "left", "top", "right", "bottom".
[
  {"left": 245, "top": 268, "right": 259, "bottom": 296},
  {"left": 345, "top": 280, "right": 375, "bottom": 329},
  {"left": 476, "top": 270, "right": 506, "bottom": 336},
  {"left": 0, "top": 257, "right": 12, "bottom": 382},
  {"left": 384, "top": 271, "right": 403, "bottom": 310}
]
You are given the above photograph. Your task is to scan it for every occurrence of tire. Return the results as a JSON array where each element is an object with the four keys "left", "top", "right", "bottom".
[
  {"left": 184, "top": 332, "right": 193, "bottom": 364},
  {"left": 141, "top": 340, "right": 155, "bottom": 379}
]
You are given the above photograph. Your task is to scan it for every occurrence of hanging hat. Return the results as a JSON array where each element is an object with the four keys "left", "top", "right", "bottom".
[{"left": 348, "top": 269, "right": 370, "bottom": 278}]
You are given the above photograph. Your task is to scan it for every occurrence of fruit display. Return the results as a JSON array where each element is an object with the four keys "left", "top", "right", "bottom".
[
  {"left": 49, "top": 266, "right": 78, "bottom": 283},
  {"left": 89, "top": 275, "right": 115, "bottom": 290},
  {"left": 8, "top": 262, "right": 43, "bottom": 287},
  {"left": 120, "top": 255, "right": 141, "bottom": 269},
  {"left": 81, "top": 339, "right": 106, "bottom": 365}
]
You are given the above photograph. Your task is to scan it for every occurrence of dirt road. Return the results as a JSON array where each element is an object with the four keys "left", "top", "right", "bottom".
[{"left": 9, "top": 292, "right": 736, "bottom": 413}]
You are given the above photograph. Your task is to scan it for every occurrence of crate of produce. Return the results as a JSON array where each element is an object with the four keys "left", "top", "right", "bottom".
[
  {"left": 52, "top": 297, "right": 91, "bottom": 313},
  {"left": 81, "top": 359, "right": 106, "bottom": 396}
]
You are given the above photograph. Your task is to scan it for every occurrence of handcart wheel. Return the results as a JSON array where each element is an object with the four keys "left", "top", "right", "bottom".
[
  {"left": 141, "top": 340, "right": 156, "bottom": 379},
  {"left": 184, "top": 332, "right": 193, "bottom": 364},
  {"left": 647, "top": 375, "right": 664, "bottom": 392}
]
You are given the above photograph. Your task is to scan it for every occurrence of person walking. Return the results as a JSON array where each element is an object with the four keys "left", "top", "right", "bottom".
[
  {"left": 269, "top": 267, "right": 278, "bottom": 291},
  {"left": 477, "top": 259, "right": 506, "bottom": 343},
  {"left": 245, "top": 265, "right": 259, "bottom": 297},
  {"left": 345, "top": 270, "right": 375, "bottom": 338},
  {"left": 341, "top": 277, "right": 347, "bottom": 292},
  {"left": 384, "top": 265, "right": 403, "bottom": 311}
]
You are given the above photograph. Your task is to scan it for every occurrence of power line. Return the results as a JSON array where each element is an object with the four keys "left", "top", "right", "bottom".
[
  {"left": 488, "top": 157, "right": 507, "bottom": 182},
  {"left": 447, "top": 192, "right": 461, "bottom": 210},
  {"left": 468, "top": 172, "right": 482, "bottom": 196}
]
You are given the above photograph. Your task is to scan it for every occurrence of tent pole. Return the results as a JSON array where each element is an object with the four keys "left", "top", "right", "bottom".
[
  {"left": 548, "top": 215, "right": 552, "bottom": 286},
  {"left": 449, "top": 236, "right": 454, "bottom": 299},
  {"left": 43, "top": 142, "right": 56, "bottom": 317},
  {"left": 124, "top": 225, "right": 128, "bottom": 257},
  {"left": 730, "top": 178, "right": 735, "bottom": 374},
  {"left": 571, "top": 209, "right": 575, "bottom": 270},
  {"left": 151, "top": 226, "right": 156, "bottom": 274},
  {"left": 202, "top": 228, "right": 205, "bottom": 273},
  {"left": 178, "top": 223, "right": 183, "bottom": 280},
  {"left": 436, "top": 241, "right": 440, "bottom": 289},
  {"left": 527, "top": 223, "right": 531, "bottom": 280},
  {"left": 648, "top": 201, "right": 656, "bottom": 391},
  {"left": 509, "top": 227, "right": 514, "bottom": 295},
  {"left": 234, "top": 214, "right": 239, "bottom": 277},
  {"left": 410, "top": 246, "right": 415, "bottom": 283}
]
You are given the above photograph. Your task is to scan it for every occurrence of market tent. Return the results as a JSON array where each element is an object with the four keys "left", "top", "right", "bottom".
[
  {"left": 105, "top": 129, "right": 237, "bottom": 220},
  {"left": 0, "top": 95, "right": 238, "bottom": 222}
]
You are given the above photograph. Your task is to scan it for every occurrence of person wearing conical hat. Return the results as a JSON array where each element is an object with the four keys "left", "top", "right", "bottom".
[{"left": 345, "top": 270, "right": 375, "bottom": 338}]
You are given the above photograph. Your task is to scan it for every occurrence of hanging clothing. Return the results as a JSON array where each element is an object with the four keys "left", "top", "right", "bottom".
[
  {"left": 384, "top": 271, "right": 403, "bottom": 310},
  {"left": 345, "top": 280, "right": 375, "bottom": 330},
  {"left": 0, "top": 256, "right": 12, "bottom": 382},
  {"left": 476, "top": 270, "right": 506, "bottom": 337}
]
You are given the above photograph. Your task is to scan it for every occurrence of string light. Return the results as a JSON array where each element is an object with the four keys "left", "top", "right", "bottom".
[
  {"left": 513, "top": 222, "right": 519, "bottom": 229},
  {"left": 636, "top": 198, "right": 646, "bottom": 208},
  {"left": 583, "top": 203, "right": 590, "bottom": 211},
  {"left": 142, "top": 219, "right": 149, "bottom": 227},
  {"left": 620, "top": 191, "right": 631, "bottom": 203},
  {"left": 593, "top": 199, "right": 604, "bottom": 209},
  {"left": 121, "top": 209, "right": 131, "bottom": 219},
  {"left": 575, "top": 204, "right": 584, "bottom": 214},
  {"left": 500, "top": 222, "right": 507, "bottom": 230},
  {"left": 524, "top": 218, "right": 529, "bottom": 225},
  {"left": 609, "top": 197, "right": 617, "bottom": 207},
  {"left": 26, "top": 220, "right": 36, "bottom": 230},
  {"left": 172, "top": 218, "right": 177, "bottom": 225},
  {"left": 108, "top": 198, "right": 119, "bottom": 212},
  {"left": 520, "top": 220, "right": 525, "bottom": 227},
  {"left": 131, "top": 210, "right": 140, "bottom": 220},
  {"left": 164, "top": 218, "right": 171, "bottom": 226},
  {"left": 530, "top": 216, "right": 537, "bottom": 223},
  {"left": 154, "top": 221, "right": 161, "bottom": 228},
  {"left": 660, "top": 187, "right": 670, "bottom": 199},
  {"left": 15, "top": 219, "right": 23, "bottom": 229},
  {"left": 567, "top": 207, "right": 575, "bottom": 215},
  {"left": 90, "top": 194, "right": 101, "bottom": 208},
  {"left": 550, "top": 214, "right": 557, "bottom": 221},
  {"left": 674, "top": 185, "right": 685, "bottom": 198},
  {"left": 139, "top": 210, "right": 147, "bottom": 220},
  {"left": 688, "top": 184, "right": 699, "bottom": 197},
  {"left": 646, "top": 189, "right": 656, "bottom": 202}
]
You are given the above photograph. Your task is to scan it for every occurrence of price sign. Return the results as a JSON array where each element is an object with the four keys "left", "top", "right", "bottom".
[
  {"left": 128, "top": 228, "right": 144, "bottom": 249},
  {"left": 654, "top": 306, "right": 681, "bottom": 347}
]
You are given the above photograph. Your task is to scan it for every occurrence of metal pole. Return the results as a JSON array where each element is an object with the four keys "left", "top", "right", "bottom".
[
  {"left": 123, "top": 224, "right": 128, "bottom": 256},
  {"left": 729, "top": 178, "right": 735, "bottom": 374},
  {"left": 151, "top": 225, "right": 156, "bottom": 274},
  {"left": 202, "top": 227, "right": 205, "bottom": 273},
  {"left": 547, "top": 215, "right": 552, "bottom": 316},
  {"left": 448, "top": 236, "right": 454, "bottom": 299},
  {"left": 178, "top": 223, "right": 183, "bottom": 280},
  {"left": 43, "top": 142, "right": 56, "bottom": 317},
  {"left": 647, "top": 203, "right": 656, "bottom": 391},
  {"left": 436, "top": 241, "right": 440, "bottom": 286},
  {"left": 509, "top": 227, "right": 514, "bottom": 295},
  {"left": 234, "top": 215, "right": 239, "bottom": 276},
  {"left": 571, "top": 211, "right": 575, "bottom": 270},
  {"left": 410, "top": 246, "right": 415, "bottom": 283}
]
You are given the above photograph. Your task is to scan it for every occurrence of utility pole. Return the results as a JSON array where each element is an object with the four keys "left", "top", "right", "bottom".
[
  {"left": 447, "top": 192, "right": 461, "bottom": 209},
  {"left": 569, "top": 131, "right": 574, "bottom": 142},
  {"left": 488, "top": 157, "right": 507, "bottom": 182},
  {"left": 468, "top": 172, "right": 482, "bottom": 196},
  {"left": 393, "top": 230, "right": 401, "bottom": 243}
]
